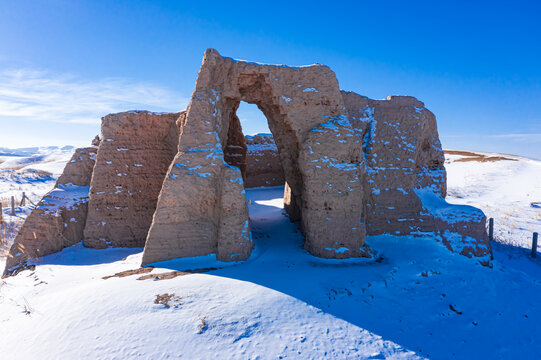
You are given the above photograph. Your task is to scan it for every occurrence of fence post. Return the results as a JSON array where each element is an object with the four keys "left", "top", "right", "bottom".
[
  {"left": 20, "top": 192, "right": 26, "bottom": 207},
  {"left": 488, "top": 218, "right": 494, "bottom": 241},
  {"left": 533, "top": 232, "right": 538, "bottom": 258},
  {"left": 11, "top": 196, "right": 15, "bottom": 216},
  {"left": 0, "top": 202, "right": 3, "bottom": 224}
]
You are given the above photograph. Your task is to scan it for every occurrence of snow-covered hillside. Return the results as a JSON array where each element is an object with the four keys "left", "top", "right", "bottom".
[
  {"left": 0, "top": 149, "right": 540, "bottom": 359},
  {"left": 445, "top": 150, "right": 541, "bottom": 250},
  {"left": 0, "top": 146, "right": 74, "bottom": 255},
  {"left": 0, "top": 145, "right": 74, "bottom": 205}
]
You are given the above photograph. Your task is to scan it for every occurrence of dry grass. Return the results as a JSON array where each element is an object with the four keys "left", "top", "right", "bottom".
[
  {"left": 137, "top": 267, "right": 217, "bottom": 281},
  {"left": 1, "top": 162, "right": 56, "bottom": 172},
  {"left": 0, "top": 219, "right": 22, "bottom": 256},
  {"left": 444, "top": 150, "right": 517, "bottom": 163},
  {"left": 0, "top": 196, "right": 21, "bottom": 209},
  {"left": 102, "top": 267, "right": 154, "bottom": 280},
  {"left": 455, "top": 156, "right": 517, "bottom": 163},
  {"left": 21, "top": 297, "right": 33, "bottom": 315},
  {"left": 154, "top": 293, "right": 182, "bottom": 309},
  {"left": 198, "top": 317, "right": 207, "bottom": 333},
  {"left": 444, "top": 150, "right": 483, "bottom": 157}
]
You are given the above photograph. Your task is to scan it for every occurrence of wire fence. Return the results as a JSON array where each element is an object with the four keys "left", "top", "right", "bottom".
[
  {"left": 488, "top": 217, "right": 539, "bottom": 258},
  {"left": 0, "top": 192, "right": 34, "bottom": 256}
]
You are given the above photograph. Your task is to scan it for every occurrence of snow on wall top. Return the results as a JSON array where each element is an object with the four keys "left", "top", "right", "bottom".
[{"left": 37, "top": 183, "right": 90, "bottom": 216}]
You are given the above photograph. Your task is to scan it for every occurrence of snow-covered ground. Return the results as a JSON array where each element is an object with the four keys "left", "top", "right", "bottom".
[
  {"left": 0, "top": 145, "right": 74, "bottom": 206},
  {"left": 445, "top": 150, "right": 541, "bottom": 250},
  {"left": 0, "top": 149, "right": 540, "bottom": 359}
]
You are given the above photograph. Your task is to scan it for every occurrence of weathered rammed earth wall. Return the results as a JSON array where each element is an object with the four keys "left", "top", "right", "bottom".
[
  {"left": 141, "top": 49, "right": 491, "bottom": 265},
  {"left": 84, "top": 111, "right": 183, "bottom": 248},
  {"left": 3, "top": 146, "right": 97, "bottom": 276},
  {"left": 141, "top": 49, "right": 370, "bottom": 265},
  {"left": 245, "top": 134, "right": 284, "bottom": 188},
  {"left": 342, "top": 92, "right": 491, "bottom": 264},
  {"left": 3, "top": 49, "right": 492, "bottom": 277}
]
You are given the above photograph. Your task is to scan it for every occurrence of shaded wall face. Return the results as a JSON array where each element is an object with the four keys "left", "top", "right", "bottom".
[
  {"left": 341, "top": 91, "right": 447, "bottom": 236},
  {"left": 221, "top": 100, "right": 251, "bottom": 184},
  {"left": 244, "top": 134, "right": 285, "bottom": 188},
  {"left": 223, "top": 109, "right": 248, "bottom": 182},
  {"left": 84, "top": 111, "right": 181, "bottom": 249}
]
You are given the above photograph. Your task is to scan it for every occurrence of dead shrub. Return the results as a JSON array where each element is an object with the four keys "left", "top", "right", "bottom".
[
  {"left": 0, "top": 219, "right": 22, "bottom": 256},
  {"left": 154, "top": 293, "right": 182, "bottom": 309},
  {"left": 198, "top": 317, "right": 207, "bottom": 334}
]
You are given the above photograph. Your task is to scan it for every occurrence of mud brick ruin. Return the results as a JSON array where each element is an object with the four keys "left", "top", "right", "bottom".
[{"left": 3, "top": 49, "right": 492, "bottom": 276}]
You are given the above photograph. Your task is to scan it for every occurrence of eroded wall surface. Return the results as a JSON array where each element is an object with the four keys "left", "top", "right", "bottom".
[
  {"left": 245, "top": 134, "right": 284, "bottom": 188},
  {"left": 83, "top": 111, "right": 183, "bottom": 248},
  {"left": 342, "top": 91, "right": 491, "bottom": 263}
]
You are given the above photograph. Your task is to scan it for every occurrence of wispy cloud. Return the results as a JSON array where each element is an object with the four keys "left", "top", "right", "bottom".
[
  {"left": 486, "top": 133, "right": 541, "bottom": 141},
  {"left": 0, "top": 69, "right": 188, "bottom": 124},
  {"left": 444, "top": 133, "right": 541, "bottom": 143}
]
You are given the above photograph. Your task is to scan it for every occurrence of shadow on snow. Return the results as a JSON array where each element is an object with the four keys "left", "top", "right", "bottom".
[{"left": 31, "top": 186, "right": 541, "bottom": 359}]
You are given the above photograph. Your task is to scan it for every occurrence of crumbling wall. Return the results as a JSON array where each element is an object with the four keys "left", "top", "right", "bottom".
[
  {"left": 83, "top": 111, "right": 183, "bottom": 248},
  {"left": 142, "top": 49, "right": 367, "bottom": 265},
  {"left": 245, "top": 134, "right": 284, "bottom": 188},
  {"left": 342, "top": 91, "right": 491, "bottom": 263},
  {"left": 3, "top": 146, "right": 97, "bottom": 277},
  {"left": 224, "top": 110, "right": 248, "bottom": 183},
  {"left": 55, "top": 147, "right": 98, "bottom": 187},
  {"left": 3, "top": 49, "right": 493, "bottom": 275},
  {"left": 342, "top": 92, "right": 446, "bottom": 235}
]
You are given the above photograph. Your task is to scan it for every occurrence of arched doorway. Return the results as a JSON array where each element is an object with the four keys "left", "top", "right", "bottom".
[{"left": 142, "top": 49, "right": 367, "bottom": 266}]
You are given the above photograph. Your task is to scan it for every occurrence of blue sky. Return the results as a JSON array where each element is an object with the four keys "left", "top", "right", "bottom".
[{"left": 0, "top": 0, "right": 539, "bottom": 158}]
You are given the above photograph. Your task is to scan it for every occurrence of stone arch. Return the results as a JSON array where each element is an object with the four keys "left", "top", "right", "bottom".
[
  {"left": 141, "top": 49, "right": 369, "bottom": 265},
  {"left": 220, "top": 74, "right": 304, "bottom": 222}
]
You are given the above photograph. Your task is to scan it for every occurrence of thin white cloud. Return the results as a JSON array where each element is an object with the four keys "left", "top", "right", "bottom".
[
  {"left": 444, "top": 133, "right": 541, "bottom": 142},
  {"left": 0, "top": 69, "right": 188, "bottom": 124},
  {"left": 487, "top": 133, "right": 541, "bottom": 141}
]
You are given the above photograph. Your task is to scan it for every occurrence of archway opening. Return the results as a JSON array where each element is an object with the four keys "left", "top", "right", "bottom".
[
  {"left": 221, "top": 99, "right": 304, "bottom": 245},
  {"left": 223, "top": 100, "right": 284, "bottom": 188},
  {"left": 237, "top": 102, "right": 271, "bottom": 136}
]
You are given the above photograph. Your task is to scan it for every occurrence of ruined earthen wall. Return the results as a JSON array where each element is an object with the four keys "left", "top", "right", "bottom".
[
  {"left": 342, "top": 91, "right": 491, "bottom": 262},
  {"left": 3, "top": 49, "right": 493, "bottom": 275},
  {"left": 56, "top": 147, "right": 98, "bottom": 187},
  {"left": 142, "top": 49, "right": 367, "bottom": 265},
  {"left": 244, "top": 134, "right": 284, "bottom": 188},
  {"left": 342, "top": 92, "right": 446, "bottom": 235},
  {"left": 3, "top": 146, "right": 97, "bottom": 277},
  {"left": 83, "top": 111, "right": 182, "bottom": 248},
  {"left": 224, "top": 111, "right": 248, "bottom": 183}
]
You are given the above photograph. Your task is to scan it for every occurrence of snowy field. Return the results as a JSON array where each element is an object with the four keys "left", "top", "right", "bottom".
[
  {"left": 0, "top": 148, "right": 540, "bottom": 359},
  {"left": 0, "top": 146, "right": 74, "bottom": 255},
  {"left": 0, "top": 146, "right": 74, "bottom": 213},
  {"left": 445, "top": 150, "right": 541, "bottom": 250}
]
